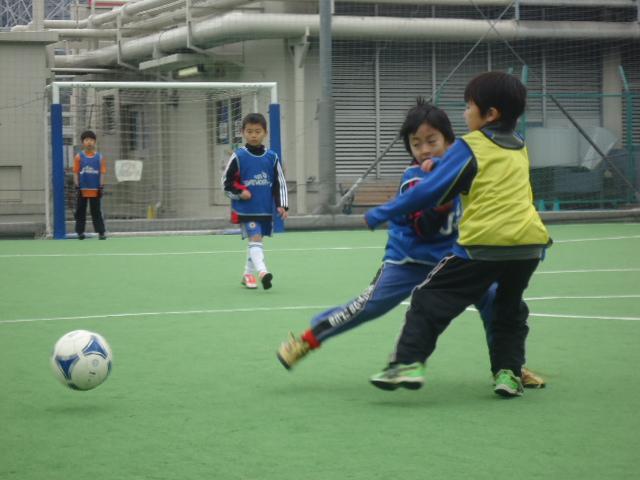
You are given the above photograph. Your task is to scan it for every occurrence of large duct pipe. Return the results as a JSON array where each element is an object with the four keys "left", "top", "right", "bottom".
[
  {"left": 15, "top": 0, "right": 637, "bottom": 32},
  {"left": 14, "top": 0, "right": 637, "bottom": 35},
  {"left": 85, "top": 0, "right": 186, "bottom": 27},
  {"left": 116, "top": 0, "right": 255, "bottom": 36},
  {"left": 12, "top": 1, "right": 253, "bottom": 37},
  {"left": 45, "top": 29, "right": 118, "bottom": 39},
  {"left": 11, "top": 0, "right": 255, "bottom": 31},
  {"left": 54, "top": 12, "right": 640, "bottom": 68}
]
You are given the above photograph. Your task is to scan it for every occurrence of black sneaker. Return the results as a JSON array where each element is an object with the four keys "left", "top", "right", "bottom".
[
  {"left": 78, "top": 234, "right": 86, "bottom": 240},
  {"left": 99, "top": 234, "right": 107, "bottom": 240},
  {"left": 259, "top": 272, "right": 273, "bottom": 290}
]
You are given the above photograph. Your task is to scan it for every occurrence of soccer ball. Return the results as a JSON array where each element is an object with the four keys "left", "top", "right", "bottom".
[{"left": 51, "top": 330, "right": 113, "bottom": 391}]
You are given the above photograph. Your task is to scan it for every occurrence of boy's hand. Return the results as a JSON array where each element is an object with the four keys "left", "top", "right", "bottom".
[
  {"left": 364, "top": 211, "right": 376, "bottom": 230},
  {"left": 277, "top": 207, "right": 288, "bottom": 220},
  {"left": 239, "top": 190, "right": 252, "bottom": 200},
  {"left": 421, "top": 159, "right": 434, "bottom": 172}
]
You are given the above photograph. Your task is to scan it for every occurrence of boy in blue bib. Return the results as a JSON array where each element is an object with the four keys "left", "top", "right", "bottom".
[
  {"left": 73, "top": 130, "right": 106, "bottom": 240},
  {"left": 222, "top": 113, "right": 288, "bottom": 290}
]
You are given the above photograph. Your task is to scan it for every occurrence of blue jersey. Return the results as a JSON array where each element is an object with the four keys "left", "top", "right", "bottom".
[
  {"left": 231, "top": 147, "right": 279, "bottom": 217},
  {"left": 78, "top": 152, "right": 102, "bottom": 191},
  {"left": 383, "top": 164, "right": 460, "bottom": 266}
]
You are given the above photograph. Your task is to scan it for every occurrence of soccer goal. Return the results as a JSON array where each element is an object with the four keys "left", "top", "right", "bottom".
[{"left": 46, "top": 81, "right": 280, "bottom": 239}]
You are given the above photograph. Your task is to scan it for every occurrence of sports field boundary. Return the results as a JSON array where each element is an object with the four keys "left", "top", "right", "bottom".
[{"left": 3, "top": 208, "right": 640, "bottom": 238}]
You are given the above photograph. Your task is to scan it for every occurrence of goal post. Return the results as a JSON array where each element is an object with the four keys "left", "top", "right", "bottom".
[{"left": 47, "top": 81, "right": 280, "bottom": 239}]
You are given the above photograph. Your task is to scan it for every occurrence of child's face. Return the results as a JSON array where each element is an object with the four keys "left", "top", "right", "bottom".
[
  {"left": 82, "top": 137, "right": 96, "bottom": 151},
  {"left": 243, "top": 123, "right": 267, "bottom": 147},
  {"left": 464, "top": 100, "right": 501, "bottom": 131},
  {"left": 409, "top": 123, "right": 450, "bottom": 163}
]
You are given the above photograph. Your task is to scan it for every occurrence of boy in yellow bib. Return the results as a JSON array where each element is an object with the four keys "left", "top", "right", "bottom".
[{"left": 365, "top": 72, "right": 550, "bottom": 397}]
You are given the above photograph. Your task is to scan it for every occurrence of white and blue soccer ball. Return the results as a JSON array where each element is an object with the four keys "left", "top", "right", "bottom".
[{"left": 51, "top": 330, "right": 113, "bottom": 391}]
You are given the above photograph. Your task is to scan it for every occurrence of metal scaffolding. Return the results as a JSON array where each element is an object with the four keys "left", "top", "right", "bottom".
[{"left": 0, "top": 0, "right": 78, "bottom": 29}]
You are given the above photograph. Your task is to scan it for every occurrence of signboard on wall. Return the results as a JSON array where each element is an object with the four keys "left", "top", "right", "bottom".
[{"left": 115, "top": 160, "right": 143, "bottom": 182}]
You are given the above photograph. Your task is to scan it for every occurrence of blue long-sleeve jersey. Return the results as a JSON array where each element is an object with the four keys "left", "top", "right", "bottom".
[
  {"left": 366, "top": 139, "right": 474, "bottom": 232},
  {"left": 383, "top": 163, "right": 461, "bottom": 266}
]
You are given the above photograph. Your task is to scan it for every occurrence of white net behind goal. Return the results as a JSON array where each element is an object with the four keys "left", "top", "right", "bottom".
[{"left": 48, "top": 82, "right": 278, "bottom": 237}]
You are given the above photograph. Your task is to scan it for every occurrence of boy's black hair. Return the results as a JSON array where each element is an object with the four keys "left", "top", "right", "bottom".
[
  {"left": 80, "top": 130, "right": 97, "bottom": 141},
  {"left": 399, "top": 98, "right": 455, "bottom": 156},
  {"left": 242, "top": 113, "right": 268, "bottom": 131},
  {"left": 464, "top": 71, "right": 527, "bottom": 131}
]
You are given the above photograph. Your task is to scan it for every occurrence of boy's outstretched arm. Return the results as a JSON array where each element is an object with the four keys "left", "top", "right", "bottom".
[{"left": 364, "top": 140, "right": 476, "bottom": 230}]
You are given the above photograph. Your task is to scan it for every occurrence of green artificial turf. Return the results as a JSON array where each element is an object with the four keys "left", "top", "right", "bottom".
[{"left": 1, "top": 224, "right": 639, "bottom": 479}]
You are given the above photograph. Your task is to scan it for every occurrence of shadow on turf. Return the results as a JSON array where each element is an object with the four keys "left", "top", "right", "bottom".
[
  {"left": 268, "top": 377, "right": 533, "bottom": 408},
  {"left": 45, "top": 403, "right": 116, "bottom": 415}
]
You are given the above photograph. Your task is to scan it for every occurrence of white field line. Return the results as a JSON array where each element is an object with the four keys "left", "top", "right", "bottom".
[
  {"left": 2, "top": 294, "right": 640, "bottom": 325},
  {"left": 0, "top": 246, "right": 381, "bottom": 258},
  {"left": 554, "top": 235, "right": 640, "bottom": 243},
  {"left": 536, "top": 268, "right": 640, "bottom": 274},
  {"left": 0, "top": 234, "right": 639, "bottom": 259},
  {"left": 0, "top": 305, "right": 332, "bottom": 325},
  {"left": 527, "top": 312, "right": 640, "bottom": 322},
  {"left": 400, "top": 294, "right": 640, "bottom": 306},
  {"left": 524, "top": 294, "right": 640, "bottom": 301}
]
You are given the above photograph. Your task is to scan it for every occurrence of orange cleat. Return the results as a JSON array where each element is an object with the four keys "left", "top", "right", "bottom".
[{"left": 241, "top": 273, "right": 258, "bottom": 289}]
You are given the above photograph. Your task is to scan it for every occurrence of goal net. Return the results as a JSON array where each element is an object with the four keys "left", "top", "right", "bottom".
[
  {"left": 330, "top": 2, "right": 640, "bottom": 217},
  {"left": 47, "top": 81, "right": 279, "bottom": 238}
]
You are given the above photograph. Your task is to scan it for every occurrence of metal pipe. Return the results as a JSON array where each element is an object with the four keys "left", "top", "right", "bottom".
[
  {"left": 87, "top": 0, "right": 255, "bottom": 27},
  {"left": 44, "top": 20, "right": 88, "bottom": 28},
  {"left": 86, "top": 0, "right": 185, "bottom": 27},
  {"left": 52, "top": 68, "right": 118, "bottom": 73},
  {"left": 119, "top": 0, "right": 255, "bottom": 35},
  {"left": 52, "top": 80, "right": 277, "bottom": 91},
  {"left": 316, "top": 0, "right": 336, "bottom": 213},
  {"left": 32, "top": 0, "right": 45, "bottom": 30},
  {"left": 12, "top": 0, "right": 638, "bottom": 33},
  {"left": 8, "top": 0, "right": 240, "bottom": 32},
  {"left": 12, "top": 0, "right": 255, "bottom": 42},
  {"left": 54, "top": 12, "right": 640, "bottom": 68},
  {"left": 43, "top": 89, "right": 51, "bottom": 238},
  {"left": 46, "top": 29, "right": 118, "bottom": 39}
]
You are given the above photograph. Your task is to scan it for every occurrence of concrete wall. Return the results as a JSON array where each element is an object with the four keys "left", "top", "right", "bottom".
[{"left": 0, "top": 32, "right": 57, "bottom": 222}]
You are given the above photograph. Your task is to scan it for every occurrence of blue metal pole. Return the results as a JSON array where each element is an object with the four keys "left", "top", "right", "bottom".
[
  {"left": 269, "top": 103, "right": 285, "bottom": 232},
  {"left": 51, "top": 103, "right": 66, "bottom": 239}
]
